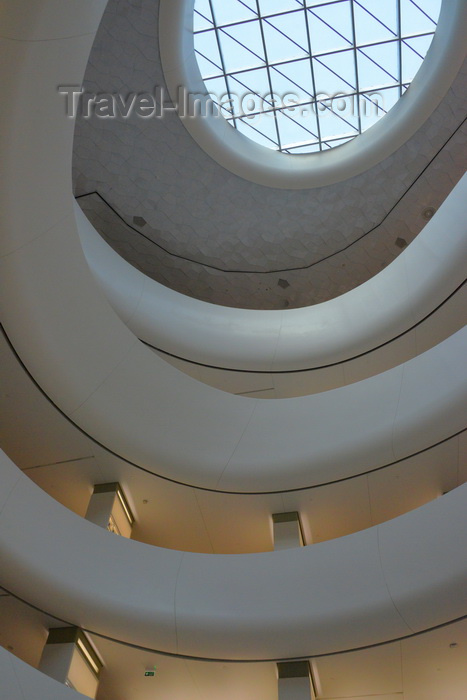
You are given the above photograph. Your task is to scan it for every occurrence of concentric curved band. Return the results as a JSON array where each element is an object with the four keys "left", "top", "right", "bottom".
[
  {"left": 0, "top": 1, "right": 466, "bottom": 494},
  {"left": 0, "top": 0, "right": 466, "bottom": 666},
  {"left": 77, "top": 183, "right": 467, "bottom": 373},
  {"left": 1, "top": 451, "right": 466, "bottom": 660}
]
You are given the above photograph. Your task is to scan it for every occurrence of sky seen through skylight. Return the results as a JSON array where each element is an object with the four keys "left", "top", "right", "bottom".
[{"left": 193, "top": 0, "right": 442, "bottom": 153}]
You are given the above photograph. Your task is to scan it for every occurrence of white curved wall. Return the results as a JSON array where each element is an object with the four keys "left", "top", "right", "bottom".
[
  {"left": 1, "top": 450, "right": 466, "bottom": 660},
  {"left": 0, "top": 0, "right": 466, "bottom": 672},
  {"left": 0, "top": 1, "right": 466, "bottom": 495},
  {"left": 76, "top": 178, "right": 467, "bottom": 373},
  {"left": 1, "top": 325, "right": 464, "bottom": 555},
  {"left": 151, "top": 279, "right": 466, "bottom": 398},
  {"left": 0, "top": 646, "right": 87, "bottom": 700}
]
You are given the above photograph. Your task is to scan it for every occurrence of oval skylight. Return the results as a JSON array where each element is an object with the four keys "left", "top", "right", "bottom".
[{"left": 194, "top": 0, "right": 442, "bottom": 154}]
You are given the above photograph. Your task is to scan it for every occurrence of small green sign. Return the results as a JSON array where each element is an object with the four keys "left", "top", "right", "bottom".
[{"left": 144, "top": 671, "right": 155, "bottom": 677}]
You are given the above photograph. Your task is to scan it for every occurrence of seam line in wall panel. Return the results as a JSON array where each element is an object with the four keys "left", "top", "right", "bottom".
[
  {"left": 173, "top": 553, "right": 185, "bottom": 655},
  {"left": 389, "top": 363, "right": 406, "bottom": 463},
  {"left": 214, "top": 399, "right": 261, "bottom": 488},
  {"left": 124, "top": 269, "right": 148, "bottom": 327},
  {"left": 21, "top": 456, "right": 95, "bottom": 471},
  {"left": 0, "top": 211, "right": 71, "bottom": 261},
  {"left": 399, "top": 639, "right": 405, "bottom": 699},
  {"left": 0, "top": 473, "right": 23, "bottom": 518},
  {"left": 456, "top": 434, "right": 461, "bottom": 487},
  {"left": 0, "top": 32, "right": 98, "bottom": 43},
  {"left": 193, "top": 491, "right": 215, "bottom": 553},
  {"left": 68, "top": 336, "right": 140, "bottom": 417},
  {"left": 268, "top": 309, "right": 285, "bottom": 373},
  {"left": 376, "top": 525, "right": 415, "bottom": 634},
  {"left": 366, "top": 474, "right": 374, "bottom": 527},
  {"left": 7, "top": 654, "right": 26, "bottom": 700}
]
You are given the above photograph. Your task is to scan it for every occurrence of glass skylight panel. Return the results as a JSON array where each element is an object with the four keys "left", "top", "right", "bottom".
[
  {"left": 401, "top": 33, "right": 433, "bottom": 83},
  {"left": 401, "top": 41, "right": 424, "bottom": 84},
  {"left": 229, "top": 66, "right": 271, "bottom": 104},
  {"left": 263, "top": 13, "right": 309, "bottom": 63},
  {"left": 196, "top": 52, "right": 222, "bottom": 79},
  {"left": 270, "top": 59, "right": 314, "bottom": 105},
  {"left": 236, "top": 114, "right": 279, "bottom": 143},
  {"left": 196, "top": 29, "right": 223, "bottom": 72},
  {"left": 400, "top": 0, "right": 440, "bottom": 36},
  {"left": 353, "top": 3, "right": 396, "bottom": 45},
  {"left": 275, "top": 107, "right": 319, "bottom": 148},
  {"left": 203, "top": 75, "right": 232, "bottom": 111},
  {"left": 376, "top": 85, "right": 400, "bottom": 112},
  {"left": 359, "top": 86, "right": 394, "bottom": 131},
  {"left": 194, "top": 0, "right": 441, "bottom": 153},
  {"left": 258, "top": 0, "right": 302, "bottom": 17},
  {"left": 321, "top": 134, "right": 354, "bottom": 149},
  {"left": 194, "top": 12, "right": 213, "bottom": 33},
  {"left": 357, "top": 41, "right": 399, "bottom": 89},
  {"left": 285, "top": 142, "right": 321, "bottom": 154},
  {"left": 210, "top": 0, "right": 257, "bottom": 25},
  {"left": 235, "top": 115, "right": 278, "bottom": 147},
  {"left": 194, "top": 0, "right": 213, "bottom": 30},
  {"left": 307, "top": 1, "right": 353, "bottom": 54},
  {"left": 220, "top": 22, "right": 265, "bottom": 72},
  {"left": 313, "top": 55, "right": 356, "bottom": 96},
  {"left": 355, "top": 0, "right": 398, "bottom": 36},
  {"left": 317, "top": 104, "right": 359, "bottom": 140}
]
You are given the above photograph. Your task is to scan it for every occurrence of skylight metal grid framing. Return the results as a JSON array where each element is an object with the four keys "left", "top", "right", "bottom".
[{"left": 194, "top": 0, "right": 440, "bottom": 154}]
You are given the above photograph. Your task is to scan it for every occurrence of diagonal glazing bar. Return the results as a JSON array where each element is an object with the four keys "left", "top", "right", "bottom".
[
  {"left": 194, "top": 0, "right": 441, "bottom": 153},
  {"left": 349, "top": 0, "right": 362, "bottom": 134},
  {"left": 255, "top": 0, "right": 282, "bottom": 149},
  {"left": 302, "top": 1, "right": 324, "bottom": 150},
  {"left": 207, "top": 0, "right": 237, "bottom": 128},
  {"left": 409, "top": 0, "right": 439, "bottom": 24},
  {"left": 397, "top": 0, "right": 403, "bottom": 96}
]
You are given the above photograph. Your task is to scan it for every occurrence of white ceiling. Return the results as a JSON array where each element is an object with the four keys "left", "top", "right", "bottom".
[{"left": 72, "top": 0, "right": 467, "bottom": 309}]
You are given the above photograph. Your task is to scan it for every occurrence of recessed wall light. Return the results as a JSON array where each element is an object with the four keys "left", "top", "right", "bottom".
[{"left": 422, "top": 207, "right": 436, "bottom": 220}]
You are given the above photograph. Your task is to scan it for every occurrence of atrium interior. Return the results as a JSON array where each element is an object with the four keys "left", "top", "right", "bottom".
[{"left": 0, "top": 1, "right": 466, "bottom": 699}]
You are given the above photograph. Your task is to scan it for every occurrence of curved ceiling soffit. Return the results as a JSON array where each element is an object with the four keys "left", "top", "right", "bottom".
[
  {"left": 0, "top": 4, "right": 466, "bottom": 664},
  {"left": 76, "top": 177, "right": 467, "bottom": 372},
  {"left": 2, "top": 316, "right": 466, "bottom": 497},
  {"left": 73, "top": 0, "right": 467, "bottom": 309}
]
